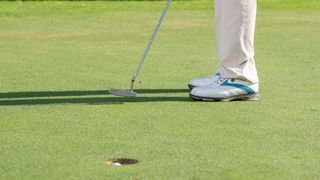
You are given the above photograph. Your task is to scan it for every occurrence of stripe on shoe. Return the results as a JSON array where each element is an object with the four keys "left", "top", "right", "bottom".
[{"left": 221, "top": 80, "right": 255, "bottom": 94}]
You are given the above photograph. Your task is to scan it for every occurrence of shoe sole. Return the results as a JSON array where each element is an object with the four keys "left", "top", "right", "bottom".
[{"left": 189, "top": 93, "right": 260, "bottom": 102}]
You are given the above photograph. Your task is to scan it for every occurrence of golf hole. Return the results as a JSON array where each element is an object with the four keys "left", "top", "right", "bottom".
[{"left": 106, "top": 158, "right": 139, "bottom": 167}]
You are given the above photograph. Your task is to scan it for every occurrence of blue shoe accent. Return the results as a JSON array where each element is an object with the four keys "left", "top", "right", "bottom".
[{"left": 221, "top": 80, "right": 255, "bottom": 94}]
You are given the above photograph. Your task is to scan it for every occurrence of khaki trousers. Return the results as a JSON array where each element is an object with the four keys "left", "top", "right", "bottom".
[{"left": 215, "top": 0, "right": 259, "bottom": 83}]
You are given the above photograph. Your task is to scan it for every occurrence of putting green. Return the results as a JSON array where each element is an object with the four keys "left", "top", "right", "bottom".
[{"left": 0, "top": 0, "right": 319, "bottom": 179}]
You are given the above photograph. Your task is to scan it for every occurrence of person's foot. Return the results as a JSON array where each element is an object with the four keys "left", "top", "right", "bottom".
[
  {"left": 189, "top": 78, "right": 259, "bottom": 101},
  {"left": 188, "top": 72, "right": 221, "bottom": 89}
]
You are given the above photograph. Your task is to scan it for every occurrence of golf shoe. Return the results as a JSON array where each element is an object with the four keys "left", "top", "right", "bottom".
[{"left": 190, "top": 78, "right": 259, "bottom": 101}]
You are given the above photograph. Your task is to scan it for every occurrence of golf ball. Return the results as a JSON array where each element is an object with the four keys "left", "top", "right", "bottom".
[{"left": 112, "top": 162, "right": 122, "bottom": 167}]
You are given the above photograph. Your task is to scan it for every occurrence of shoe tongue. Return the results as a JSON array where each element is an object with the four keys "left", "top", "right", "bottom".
[{"left": 210, "top": 72, "right": 221, "bottom": 79}]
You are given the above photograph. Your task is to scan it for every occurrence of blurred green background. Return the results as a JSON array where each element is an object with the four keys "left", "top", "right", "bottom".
[{"left": 0, "top": 0, "right": 319, "bottom": 179}]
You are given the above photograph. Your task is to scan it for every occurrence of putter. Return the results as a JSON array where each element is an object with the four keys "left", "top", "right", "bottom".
[{"left": 109, "top": 0, "right": 172, "bottom": 97}]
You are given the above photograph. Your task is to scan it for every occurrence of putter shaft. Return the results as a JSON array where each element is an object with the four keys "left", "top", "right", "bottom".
[{"left": 130, "top": 0, "right": 172, "bottom": 91}]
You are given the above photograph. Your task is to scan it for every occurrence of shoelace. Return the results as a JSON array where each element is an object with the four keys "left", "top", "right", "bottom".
[{"left": 216, "top": 77, "right": 226, "bottom": 85}]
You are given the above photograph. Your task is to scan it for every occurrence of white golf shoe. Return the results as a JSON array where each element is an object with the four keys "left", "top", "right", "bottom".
[
  {"left": 190, "top": 78, "right": 259, "bottom": 101},
  {"left": 188, "top": 72, "right": 221, "bottom": 89}
]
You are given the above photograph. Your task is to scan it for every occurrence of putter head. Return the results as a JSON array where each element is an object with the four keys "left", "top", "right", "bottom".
[{"left": 109, "top": 89, "right": 137, "bottom": 97}]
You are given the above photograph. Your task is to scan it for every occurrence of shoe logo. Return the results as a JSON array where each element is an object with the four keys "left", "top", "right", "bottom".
[{"left": 221, "top": 79, "right": 255, "bottom": 94}]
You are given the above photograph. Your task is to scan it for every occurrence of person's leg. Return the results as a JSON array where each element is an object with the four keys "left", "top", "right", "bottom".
[
  {"left": 189, "top": 0, "right": 259, "bottom": 101},
  {"left": 216, "top": 0, "right": 259, "bottom": 83}
]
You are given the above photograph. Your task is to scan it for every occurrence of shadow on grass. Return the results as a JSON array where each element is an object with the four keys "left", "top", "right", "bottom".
[{"left": 0, "top": 89, "right": 191, "bottom": 106}]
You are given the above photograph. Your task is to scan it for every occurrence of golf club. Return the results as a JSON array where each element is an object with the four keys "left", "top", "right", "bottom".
[{"left": 109, "top": 0, "right": 172, "bottom": 97}]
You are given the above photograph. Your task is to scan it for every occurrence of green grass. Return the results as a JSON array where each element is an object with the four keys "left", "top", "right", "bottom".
[{"left": 0, "top": 0, "right": 319, "bottom": 179}]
